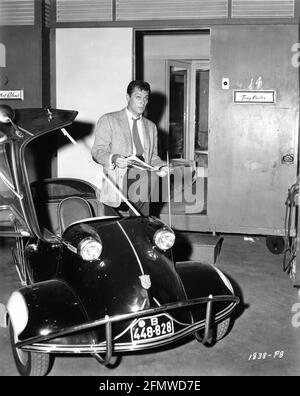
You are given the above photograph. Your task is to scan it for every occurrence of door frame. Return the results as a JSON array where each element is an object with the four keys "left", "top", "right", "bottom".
[
  {"left": 189, "top": 60, "right": 210, "bottom": 161},
  {"left": 165, "top": 60, "right": 210, "bottom": 161}
]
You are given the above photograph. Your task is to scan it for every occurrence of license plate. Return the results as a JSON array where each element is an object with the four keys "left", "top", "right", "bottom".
[{"left": 131, "top": 313, "right": 174, "bottom": 342}]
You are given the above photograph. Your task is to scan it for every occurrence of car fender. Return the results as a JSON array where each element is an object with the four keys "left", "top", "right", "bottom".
[
  {"left": 176, "top": 261, "right": 237, "bottom": 323},
  {"left": 176, "top": 261, "right": 234, "bottom": 297},
  {"left": 7, "top": 279, "right": 90, "bottom": 344}
]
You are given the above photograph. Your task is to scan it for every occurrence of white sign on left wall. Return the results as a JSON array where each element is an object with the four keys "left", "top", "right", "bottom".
[{"left": 0, "top": 90, "right": 24, "bottom": 100}]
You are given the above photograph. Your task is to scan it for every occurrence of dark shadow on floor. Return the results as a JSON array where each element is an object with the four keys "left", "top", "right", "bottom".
[{"left": 172, "top": 232, "right": 193, "bottom": 261}]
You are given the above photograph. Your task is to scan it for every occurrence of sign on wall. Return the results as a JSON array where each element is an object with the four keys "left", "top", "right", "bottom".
[
  {"left": 0, "top": 90, "right": 24, "bottom": 100},
  {"left": 233, "top": 90, "right": 276, "bottom": 104}
]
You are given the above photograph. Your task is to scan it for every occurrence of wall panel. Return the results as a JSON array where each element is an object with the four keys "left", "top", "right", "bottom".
[
  {"left": 55, "top": 27, "right": 133, "bottom": 186},
  {"left": 0, "top": 27, "right": 42, "bottom": 107}
]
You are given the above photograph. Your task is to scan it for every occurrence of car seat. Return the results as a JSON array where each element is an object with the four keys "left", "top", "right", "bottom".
[{"left": 57, "top": 196, "right": 93, "bottom": 234}]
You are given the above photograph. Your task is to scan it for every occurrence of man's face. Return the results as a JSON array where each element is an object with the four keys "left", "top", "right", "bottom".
[{"left": 126, "top": 88, "right": 149, "bottom": 116}]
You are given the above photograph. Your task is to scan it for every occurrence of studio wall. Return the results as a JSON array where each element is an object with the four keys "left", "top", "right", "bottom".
[{"left": 55, "top": 27, "right": 133, "bottom": 187}]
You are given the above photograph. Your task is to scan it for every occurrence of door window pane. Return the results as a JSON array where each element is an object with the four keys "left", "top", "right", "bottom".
[
  {"left": 195, "top": 69, "right": 209, "bottom": 169},
  {"left": 169, "top": 68, "right": 186, "bottom": 159}
]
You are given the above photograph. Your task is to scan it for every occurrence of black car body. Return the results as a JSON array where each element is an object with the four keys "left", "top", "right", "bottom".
[{"left": 0, "top": 105, "right": 239, "bottom": 376}]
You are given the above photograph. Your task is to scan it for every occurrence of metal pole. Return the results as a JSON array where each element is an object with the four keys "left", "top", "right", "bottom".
[
  {"left": 167, "top": 151, "right": 172, "bottom": 227},
  {"left": 202, "top": 294, "right": 213, "bottom": 344}
]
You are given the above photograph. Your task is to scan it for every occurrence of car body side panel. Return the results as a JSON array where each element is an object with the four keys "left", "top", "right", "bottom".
[{"left": 16, "top": 279, "right": 93, "bottom": 344}]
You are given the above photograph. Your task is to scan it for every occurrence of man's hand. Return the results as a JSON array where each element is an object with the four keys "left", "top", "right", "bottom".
[
  {"left": 156, "top": 165, "right": 169, "bottom": 177},
  {"left": 112, "top": 154, "right": 128, "bottom": 169}
]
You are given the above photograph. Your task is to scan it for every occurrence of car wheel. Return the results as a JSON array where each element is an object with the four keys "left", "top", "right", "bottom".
[
  {"left": 9, "top": 320, "right": 52, "bottom": 376},
  {"left": 194, "top": 317, "right": 231, "bottom": 346}
]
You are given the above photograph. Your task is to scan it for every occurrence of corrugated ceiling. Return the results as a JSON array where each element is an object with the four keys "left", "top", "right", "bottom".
[
  {"left": 232, "top": 0, "right": 295, "bottom": 18},
  {"left": 56, "top": 0, "right": 113, "bottom": 22},
  {"left": 116, "top": 0, "right": 229, "bottom": 20},
  {"left": 0, "top": 0, "right": 35, "bottom": 26},
  {"left": 0, "top": 0, "right": 296, "bottom": 26}
]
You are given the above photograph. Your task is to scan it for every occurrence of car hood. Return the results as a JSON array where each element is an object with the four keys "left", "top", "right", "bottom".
[{"left": 59, "top": 216, "right": 188, "bottom": 321}]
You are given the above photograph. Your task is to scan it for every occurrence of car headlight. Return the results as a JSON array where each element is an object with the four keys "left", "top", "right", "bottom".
[
  {"left": 153, "top": 228, "right": 175, "bottom": 251},
  {"left": 77, "top": 237, "right": 103, "bottom": 261}
]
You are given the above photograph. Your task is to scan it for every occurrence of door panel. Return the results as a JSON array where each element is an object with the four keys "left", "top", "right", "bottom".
[{"left": 209, "top": 26, "right": 298, "bottom": 235}]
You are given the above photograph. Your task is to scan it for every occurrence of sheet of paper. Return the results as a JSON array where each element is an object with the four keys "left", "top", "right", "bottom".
[{"left": 127, "top": 155, "right": 159, "bottom": 171}]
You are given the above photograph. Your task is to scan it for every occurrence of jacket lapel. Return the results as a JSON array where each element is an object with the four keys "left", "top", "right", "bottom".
[{"left": 119, "top": 108, "right": 133, "bottom": 152}]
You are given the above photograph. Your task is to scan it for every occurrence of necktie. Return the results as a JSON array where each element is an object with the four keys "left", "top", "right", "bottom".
[{"left": 132, "top": 117, "right": 143, "bottom": 156}]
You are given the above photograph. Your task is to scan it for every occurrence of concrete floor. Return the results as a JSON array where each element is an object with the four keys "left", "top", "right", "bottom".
[{"left": 0, "top": 235, "right": 300, "bottom": 376}]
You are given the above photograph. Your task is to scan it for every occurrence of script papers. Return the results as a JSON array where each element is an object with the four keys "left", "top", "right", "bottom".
[{"left": 127, "top": 155, "right": 159, "bottom": 171}]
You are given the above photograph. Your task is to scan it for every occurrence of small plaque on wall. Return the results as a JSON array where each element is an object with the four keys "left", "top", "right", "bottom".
[
  {"left": 0, "top": 90, "right": 24, "bottom": 100},
  {"left": 233, "top": 90, "right": 276, "bottom": 104}
]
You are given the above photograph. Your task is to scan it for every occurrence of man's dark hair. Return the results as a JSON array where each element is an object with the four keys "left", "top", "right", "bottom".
[{"left": 127, "top": 80, "right": 151, "bottom": 96}]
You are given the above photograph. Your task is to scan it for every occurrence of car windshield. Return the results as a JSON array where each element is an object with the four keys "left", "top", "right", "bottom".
[
  {"left": 0, "top": 140, "right": 28, "bottom": 236},
  {"left": 0, "top": 107, "right": 79, "bottom": 238}
]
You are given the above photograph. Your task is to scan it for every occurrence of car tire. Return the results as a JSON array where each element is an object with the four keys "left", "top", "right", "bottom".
[
  {"left": 9, "top": 320, "right": 52, "bottom": 376},
  {"left": 194, "top": 317, "right": 231, "bottom": 346}
]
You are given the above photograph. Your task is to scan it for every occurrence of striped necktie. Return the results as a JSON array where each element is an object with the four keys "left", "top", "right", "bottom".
[{"left": 132, "top": 117, "right": 143, "bottom": 156}]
